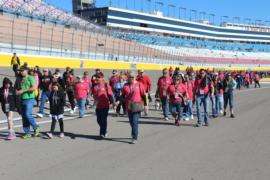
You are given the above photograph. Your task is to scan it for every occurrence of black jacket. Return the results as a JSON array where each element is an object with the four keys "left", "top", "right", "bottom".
[
  {"left": 0, "top": 87, "right": 17, "bottom": 113},
  {"left": 40, "top": 75, "right": 53, "bottom": 91},
  {"left": 49, "top": 91, "right": 65, "bottom": 115}
]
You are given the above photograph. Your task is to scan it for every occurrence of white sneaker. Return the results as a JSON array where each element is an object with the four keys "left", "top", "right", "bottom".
[
  {"left": 36, "top": 113, "right": 43, "bottom": 118},
  {"left": 59, "top": 133, "right": 65, "bottom": 138},
  {"left": 74, "top": 107, "right": 78, "bottom": 112},
  {"left": 219, "top": 110, "right": 223, "bottom": 114},
  {"left": 49, "top": 114, "right": 52, "bottom": 118},
  {"left": 191, "top": 115, "right": 194, "bottom": 120},
  {"left": 164, "top": 117, "right": 169, "bottom": 121},
  {"left": 185, "top": 117, "right": 190, "bottom": 121},
  {"left": 46, "top": 132, "right": 53, "bottom": 139},
  {"left": 131, "top": 139, "right": 137, "bottom": 144},
  {"left": 69, "top": 110, "right": 74, "bottom": 114}
]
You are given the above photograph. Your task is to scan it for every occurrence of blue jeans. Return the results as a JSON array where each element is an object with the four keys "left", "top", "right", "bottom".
[
  {"left": 210, "top": 95, "right": 217, "bottom": 116},
  {"left": 21, "top": 98, "right": 39, "bottom": 134},
  {"left": 224, "top": 92, "right": 234, "bottom": 110},
  {"left": 216, "top": 94, "right": 223, "bottom": 113},
  {"left": 196, "top": 94, "right": 210, "bottom": 125},
  {"left": 169, "top": 101, "right": 184, "bottom": 120},
  {"left": 128, "top": 112, "right": 140, "bottom": 140},
  {"left": 185, "top": 100, "right": 193, "bottom": 118},
  {"left": 38, "top": 90, "right": 51, "bottom": 114},
  {"left": 161, "top": 96, "right": 169, "bottom": 118},
  {"left": 96, "top": 108, "right": 109, "bottom": 136},
  {"left": 77, "top": 98, "right": 87, "bottom": 118}
]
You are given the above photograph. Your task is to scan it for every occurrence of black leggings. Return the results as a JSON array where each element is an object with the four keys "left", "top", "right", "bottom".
[
  {"left": 67, "top": 90, "right": 76, "bottom": 110},
  {"left": 116, "top": 96, "right": 126, "bottom": 114},
  {"left": 50, "top": 117, "right": 64, "bottom": 133},
  {"left": 96, "top": 108, "right": 109, "bottom": 136}
]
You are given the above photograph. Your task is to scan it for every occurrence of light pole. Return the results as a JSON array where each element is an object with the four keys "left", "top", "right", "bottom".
[
  {"left": 168, "top": 4, "right": 176, "bottom": 18},
  {"left": 155, "top": 1, "right": 164, "bottom": 14},
  {"left": 147, "top": 0, "right": 152, "bottom": 13},
  {"left": 255, "top": 19, "right": 262, "bottom": 26},
  {"left": 265, "top": 20, "right": 270, "bottom": 26},
  {"left": 180, "top": 7, "right": 187, "bottom": 20},
  {"left": 199, "top": 11, "right": 206, "bottom": 21},
  {"left": 190, "top": 9, "right": 197, "bottom": 22},
  {"left": 244, "top": 18, "right": 251, "bottom": 25},
  {"left": 209, "top": 14, "right": 215, "bottom": 25},
  {"left": 220, "top": 16, "right": 229, "bottom": 25},
  {"left": 233, "top": 17, "right": 240, "bottom": 24}
]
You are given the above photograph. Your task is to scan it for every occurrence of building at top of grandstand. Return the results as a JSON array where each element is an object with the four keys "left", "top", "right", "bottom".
[
  {"left": 79, "top": 6, "right": 270, "bottom": 43},
  {"left": 72, "top": 0, "right": 96, "bottom": 14}
]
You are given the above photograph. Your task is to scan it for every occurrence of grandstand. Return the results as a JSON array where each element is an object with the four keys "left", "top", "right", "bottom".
[{"left": 0, "top": 0, "right": 270, "bottom": 69}]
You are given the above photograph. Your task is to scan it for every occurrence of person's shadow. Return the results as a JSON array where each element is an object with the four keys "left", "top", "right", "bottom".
[{"left": 43, "top": 132, "right": 132, "bottom": 144}]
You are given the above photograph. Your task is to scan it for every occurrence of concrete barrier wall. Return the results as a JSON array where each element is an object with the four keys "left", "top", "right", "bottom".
[{"left": 1, "top": 53, "right": 270, "bottom": 71}]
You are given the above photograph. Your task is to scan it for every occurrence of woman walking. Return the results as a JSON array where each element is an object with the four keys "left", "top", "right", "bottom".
[
  {"left": 0, "top": 78, "right": 17, "bottom": 140},
  {"left": 223, "top": 74, "right": 237, "bottom": 118},
  {"left": 46, "top": 82, "right": 66, "bottom": 138},
  {"left": 122, "top": 72, "right": 146, "bottom": 144},
  {"left": 167, "top": 75, "right": 188, "bottom": 126},
  {"left": 92, "top": 75, "right": 114, "bottom": 139}
]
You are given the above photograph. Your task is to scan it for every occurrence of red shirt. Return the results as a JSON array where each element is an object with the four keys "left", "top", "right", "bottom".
[
  {"left": 167, "top": 83, "right": 188, "bottom": 104},
  {"left": 185, "top": 80, "right": 194, "bottom": 100},
  {"left": 245, "top": 74, "right": 250, "bottom": 82},
  {"left": 219, "top": 73, "right": 225, "bottom": 81},
  {"left": 109, "top": 75, "right": 120, "bottom": 90},
  {"left": 137, "top": 75, "right": 152, "bottom": 92},
  {"left": 194, "top": 79, "right": 214, "bottom": 95},
  {"left": 74, "top": 82, "right": 90, "bottom": 100},
  {"left": 83, "top": 77, "right": 92, "bottom": 87},
  {"left": 157, "top": 75, "right": 172, "bottom": 98},
  {"left": 122, "top": 81, "right": 146, "bottom": 111},
  {"left": 255, "top": 74, "right": 260, "bottom": 81},
  {"left": 92, "top": 83, "right": 113, "bottom": 109}
]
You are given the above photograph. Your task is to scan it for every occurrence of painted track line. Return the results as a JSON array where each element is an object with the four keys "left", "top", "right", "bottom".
[{"left": 0, "top": 114, "right": 94, "bottom": 131}]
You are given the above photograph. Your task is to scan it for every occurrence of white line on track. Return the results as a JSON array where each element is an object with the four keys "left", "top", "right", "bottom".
[{"left": 0, "top": 114, "right": 94, "bottom": 131}]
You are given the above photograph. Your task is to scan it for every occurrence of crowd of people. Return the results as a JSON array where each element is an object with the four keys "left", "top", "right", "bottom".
[{"left": 0, "top": 54, "right": 265, "bottom": 144}]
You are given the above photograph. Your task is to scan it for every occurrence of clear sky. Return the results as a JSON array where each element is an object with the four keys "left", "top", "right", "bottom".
[{"left": 45, "top": 0, "right": 270, "bottom": 25}]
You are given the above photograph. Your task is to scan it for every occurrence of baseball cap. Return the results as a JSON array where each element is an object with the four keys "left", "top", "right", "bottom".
[{"left": 19, "top": 66, "right": 28, "bottom": 71}]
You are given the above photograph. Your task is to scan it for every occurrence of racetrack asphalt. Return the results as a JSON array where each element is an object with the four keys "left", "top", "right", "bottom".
[{"left": 0, "top": 67, "right": 270, "bottom": 180}]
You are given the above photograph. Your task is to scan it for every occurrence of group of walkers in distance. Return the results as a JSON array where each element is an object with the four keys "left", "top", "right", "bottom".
[{"left": 1, "top": 53, "right": 267, "bottom": 143}]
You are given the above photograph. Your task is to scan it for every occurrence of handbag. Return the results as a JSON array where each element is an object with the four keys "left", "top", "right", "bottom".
[
  {"left": 128, "top": 101, "right": 144, "bottom": 113},
  {"left": 128, "top": 83, "right": 144, "bottom": 113}
]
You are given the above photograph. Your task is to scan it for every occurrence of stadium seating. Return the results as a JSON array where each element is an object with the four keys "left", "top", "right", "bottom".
[
  {"left": 0, "top": 0, "right": 270, "bottom": 67},
  {"left": 114, "top": 33, "right": 270, "bottom": 53},
  {"left": 0, "top": 0, "right": 98, "bottom": 29}
]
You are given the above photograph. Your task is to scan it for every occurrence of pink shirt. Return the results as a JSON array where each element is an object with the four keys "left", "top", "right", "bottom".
[{"left": 74, "top": 82, "right": 90, "bottom": 100}]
